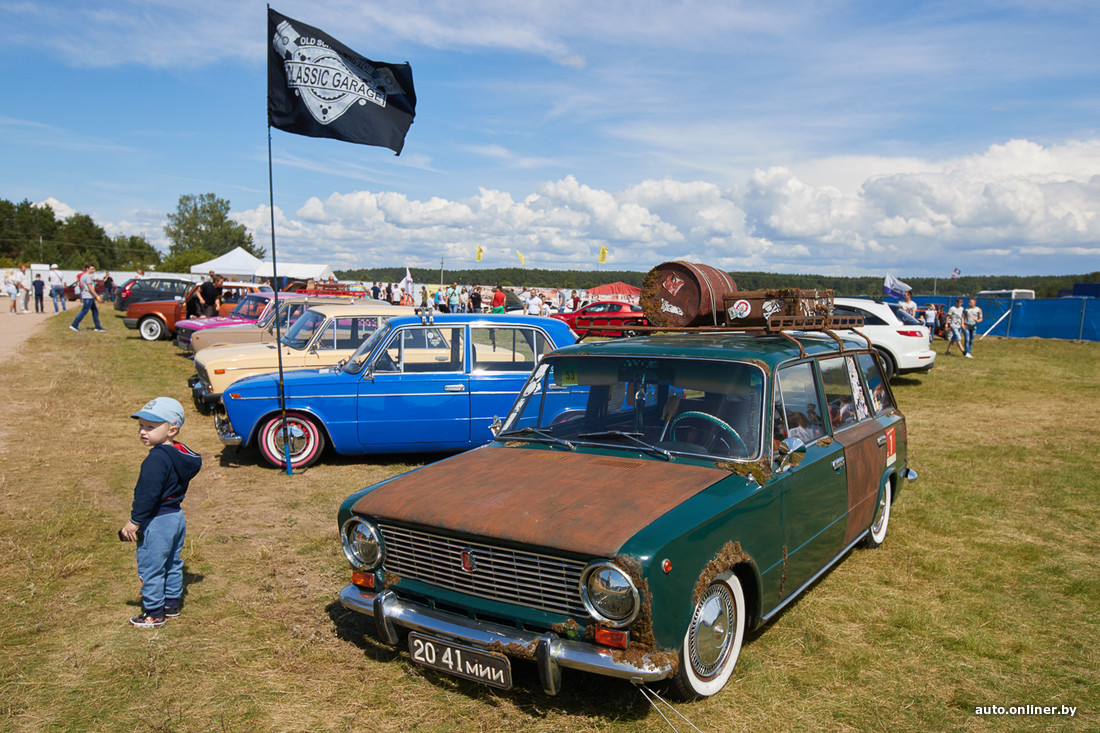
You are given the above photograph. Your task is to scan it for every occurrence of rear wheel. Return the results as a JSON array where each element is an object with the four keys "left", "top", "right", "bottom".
[
  {"left": 863, "top": 480, "right": 892, "bottom": 548},
  {"left": 257, "top": 412, "right": 326, "bottom": 469},
  {"left": 621, "top": 321, "right": 643, "bottom": 338},
  {"left": 875, "top": 348, "right": 896, "bottom": 380},
  {"left": 668, "top": 571, "right": 745, "bottom": 700},
  {"left": 139, "top": 316, "right": 165, "bottom": 341}
]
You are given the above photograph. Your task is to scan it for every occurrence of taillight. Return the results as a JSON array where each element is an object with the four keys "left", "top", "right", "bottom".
[
  {"left": 121, "top": 282, "right": 134, "bottom": 297},
  {"left": 897, "top": 330, "right": 925, "bottom": 338}
]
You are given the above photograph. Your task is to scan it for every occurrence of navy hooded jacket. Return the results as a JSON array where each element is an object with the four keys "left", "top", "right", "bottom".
[{"left": 130, "top": 442, "right": 202, "bottom": 530}]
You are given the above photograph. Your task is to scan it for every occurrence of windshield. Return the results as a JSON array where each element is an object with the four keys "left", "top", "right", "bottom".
[
  {"left": 343, "top": 322, "right": 394, "bottom": 374},
  {"left": 501, "top": 355, "right": 765, "bottom": 460},
  {"left": 281, "top": 309, "right": 326, "bottom": 350},
  {"left": 229, "top": 294, "right": 270, "bottom": 319}
]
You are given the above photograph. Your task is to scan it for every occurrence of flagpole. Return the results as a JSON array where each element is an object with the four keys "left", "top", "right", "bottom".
[{"left": 267, "top": 123, "right": 293, "bottom": 476}]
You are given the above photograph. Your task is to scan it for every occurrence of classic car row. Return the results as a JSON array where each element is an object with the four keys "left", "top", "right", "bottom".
[{"left": 120, "top": 270, "right": 917, "bottom": 702}]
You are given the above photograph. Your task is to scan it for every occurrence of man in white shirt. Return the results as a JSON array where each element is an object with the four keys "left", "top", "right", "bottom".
[
  {"left": 14, "top": 265, "right": 32, "bottom": 313},
  {"left": 525, "top": 291, "right": 543, "bottom": 316},
  {"left": 47, "top": 264, "right": 67, "bottom": 312},
  {"left": 945, "top": 298, "right": 965, "bottom": 356},
  {"left": 899, "top": 291, "right": 918, "bottom": 317}
]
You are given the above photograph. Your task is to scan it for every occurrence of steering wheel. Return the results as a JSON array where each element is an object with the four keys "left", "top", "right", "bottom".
[{"left": 669, "top": 411, "right": 747, "bottom": 455}]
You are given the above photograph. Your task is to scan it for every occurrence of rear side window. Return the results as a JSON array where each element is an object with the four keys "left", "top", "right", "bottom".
[
  {"left": 856, "top": 352, "right": 894, "bottom": 414},
  {"left": 774, "top": 362, "right": 827, "bottom": 445},
  {"left": 834, "top": 305, "right": 888, "bottom": 326},
  {"left": 471, "top": 327, "right": 552, "bottom": 372},
  {"left": 818, "top": 356, "right": 870, "bottom": 431}
]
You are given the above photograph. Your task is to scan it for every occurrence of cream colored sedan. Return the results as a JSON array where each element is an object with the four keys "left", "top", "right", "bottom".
[{"left": 190, "top": 302, "right": 412, "bottom": 413}]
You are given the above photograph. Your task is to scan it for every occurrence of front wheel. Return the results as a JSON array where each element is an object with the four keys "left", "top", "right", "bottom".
[
  {"left": 863, "top": 480, "right": 892, "bottom": 548},
  {"left": 139, "top": 316, "right": 165, "bottom": 341},
  {"left": 257, "top": 412, "right": 326, "bottom": 470},
  {"left": 668, "top": 571, "right": 746, "bottom": 700}
]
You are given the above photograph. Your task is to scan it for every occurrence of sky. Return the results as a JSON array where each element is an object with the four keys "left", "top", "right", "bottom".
[{"left": 2, "top": 0, "right": 1099, "bottom": 278}]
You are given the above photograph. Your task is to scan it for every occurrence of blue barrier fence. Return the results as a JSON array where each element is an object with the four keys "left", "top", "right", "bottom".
[{"left": 911, "top": 296, "right": 1099, "bottom": 342}]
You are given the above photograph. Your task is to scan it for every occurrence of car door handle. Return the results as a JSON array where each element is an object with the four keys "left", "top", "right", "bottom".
[
  {"left": 877, "top": 435, "right": 887, "bottom": 446},
  {"left": 832, "top": 457, "right": 846, "bottom": 471},
  {"left": 444, "top": 384, "right": 465, "bottom": 392}
]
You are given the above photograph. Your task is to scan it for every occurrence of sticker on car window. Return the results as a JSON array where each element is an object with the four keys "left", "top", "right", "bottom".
[{"left": 845, "top": 356, "right": 870, "bottom": 421}]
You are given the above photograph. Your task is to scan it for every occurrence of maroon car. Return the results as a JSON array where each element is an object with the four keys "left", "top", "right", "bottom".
[{"left": 551, "top": 300, "right": 650, "bottom": 337}]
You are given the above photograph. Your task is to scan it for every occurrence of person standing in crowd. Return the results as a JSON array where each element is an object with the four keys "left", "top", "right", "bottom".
[
  {"left": 102, "top": 271, "right": 115, "bottom": 300},
  {"left": 470, "top": 287, "right": 482, "bottom": 313},
  {"left": 526, "top": 289, "right": 543, "bottom": 316},
  {"left": 32, "top": 274, "right": 45, "bottom": 313},
  {"left": 370, "top": 282, "right": 381, "bottom": 300},
  {"left": 70, "top": 264, "right": 106, "bottom": 331},
  {"left": 446, "top": 282, "right": 460, "bottom": 313},
  {"left": 556, "top": 289, "right": 566, "bottom": 313},
  {"left": 945, "top": 297, "right": 965, "bottom": 356},
  {"left": 4, "top": 269, "right": 17, "bottom": 313},
  {"left": 491, "top": 286, "right": 506, "bottom": 314},
  {"left": 963, "top": 297, "right": 983, "bottom": 359},
  {"left": 432, "top": 288, "right": 443, "bottom": 311},
  {"left": 899, "top": 291, "right": 918, "bottom": 318},
  {"left": 199, "top": 275, "right": 223, "bottom": 317},
  {"left": 570, "top": 290, "right": 581, "bottom": 310},
  {"left": 47, "top": 264, "right": 66, "bottom": 312},
  {"left": 15, "top": 264, "right": 32, "bottom": 313},
  {"left": 459, "top": 286, "right": 470, "bottom": 313},
  {"left": 923, "top": 304, "right": 937, "bottom": 344}
]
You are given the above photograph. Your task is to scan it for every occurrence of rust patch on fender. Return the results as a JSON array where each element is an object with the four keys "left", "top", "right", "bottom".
[
  {"left": 816, "top": 435, "right": 834, "bottom": 447},
  {"left": 692, "top": 541, "right": 751, "bottom": 606},
  {"left": 550, "top": 618, "right": 583, "bottom": 640},
  {"left": 383, "top": 572, "right": 401, "bottom": 587},
  {"left": 779, "top": 545, "right": 788, "bottom": 600}
]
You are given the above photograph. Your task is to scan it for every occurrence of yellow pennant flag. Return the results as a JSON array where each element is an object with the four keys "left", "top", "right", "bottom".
[
  {"left": 475, "top": 245, "right": 484, "bottom": 262},
  {"left": 598, "top": 245, "right": 608, "bottom": 264},
  {"left": 516, "top": 250, "right": 525, "bottom": 266}
]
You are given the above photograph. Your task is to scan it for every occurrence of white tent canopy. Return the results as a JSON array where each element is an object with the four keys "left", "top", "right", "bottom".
[
  {"left": 190, "top": 247, "right": 263, "bottom": 277},
  {"left": 253, "top": 262, "right": 334, "bottom": 282}
]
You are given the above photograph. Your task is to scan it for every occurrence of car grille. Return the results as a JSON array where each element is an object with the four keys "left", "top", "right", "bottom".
[
  {"left": 376, "top": 522, "right": 588, "bottom": 617},
  {"left": 194, "top": 362, "right": 209, "bottom": 386},
  {"left": 177, "top": 327, "right": 192, "bottom": 343}
]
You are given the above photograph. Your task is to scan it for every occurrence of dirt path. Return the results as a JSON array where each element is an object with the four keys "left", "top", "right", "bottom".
[{"left": 0, "top": 299, "right": 58, "bottom": 361}]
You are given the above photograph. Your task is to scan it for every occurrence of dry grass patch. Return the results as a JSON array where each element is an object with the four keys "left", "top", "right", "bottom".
[{"left": 0, "top": 317, "right": 1097, "bottom": 732}]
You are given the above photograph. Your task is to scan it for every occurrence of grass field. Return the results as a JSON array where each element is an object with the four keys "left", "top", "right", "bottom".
[{"left": 0, "top": 315, "right": 1096, "bottom": 732}]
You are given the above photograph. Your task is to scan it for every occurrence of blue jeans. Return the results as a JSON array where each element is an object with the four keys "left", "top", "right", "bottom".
[
  {"left": 71, "top": 298, "right": 102, "bottom": 329},
  {"left": 50, "top": 286, "right": 66, "bottom": 312},
  {"left": 136, "top": 511, "right": 186, "bottom": 615},
  {"left": 964, "top": 325, "right": 977, "bottom": 354}
]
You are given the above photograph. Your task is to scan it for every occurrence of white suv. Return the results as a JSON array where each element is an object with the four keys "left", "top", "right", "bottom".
[{"left": 832, "top": 297, "right": 936, "bottom": 379}]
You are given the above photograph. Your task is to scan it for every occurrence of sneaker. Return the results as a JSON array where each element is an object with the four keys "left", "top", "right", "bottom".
[
  {"left": 94, "top": 328, "right": 106, "bottom": 332},
  {"left": 129, "top": 612, "right": 166, "bottom": 628},
  {"left": 164, "top": 603, "right": 181, "bottom": 618},
  {"left": 69, "top": 325, "right": 79, "bottom": 332},
  {"left": 965, "top": 353, "right": 973, "bottom": 358}
]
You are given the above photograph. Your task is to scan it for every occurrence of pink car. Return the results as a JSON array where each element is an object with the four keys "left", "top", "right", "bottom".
[{"left": 174, "top": 292, "right": 273, "bottom": 351}]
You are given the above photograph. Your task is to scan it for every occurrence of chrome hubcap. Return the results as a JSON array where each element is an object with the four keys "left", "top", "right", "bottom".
[
  {"left": 273, "top": 422, "right": 308, "bottom": 454},
  {"left": 689, "top": 583, "right": 735, "bottom": 677}
]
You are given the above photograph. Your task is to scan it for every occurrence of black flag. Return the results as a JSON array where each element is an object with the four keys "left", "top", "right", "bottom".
[{"left": 268, "top": 8, "right": 416, "bottom": 154}]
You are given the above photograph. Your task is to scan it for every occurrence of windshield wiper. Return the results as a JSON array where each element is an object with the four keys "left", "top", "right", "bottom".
[
  {"left": 577, "top": 430, "right": 672, "bottom": 460},
  {"left": 498, "top": 426, "right": 575, "bottom": 451}
]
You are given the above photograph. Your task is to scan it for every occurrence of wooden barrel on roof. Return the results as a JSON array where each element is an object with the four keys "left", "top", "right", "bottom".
[{"left": 640, "top": 262, "right": 738, "bottom": 327}]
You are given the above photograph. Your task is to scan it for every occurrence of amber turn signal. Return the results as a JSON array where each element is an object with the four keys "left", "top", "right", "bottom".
[
  {"left": 594, "top": 627, "right": 629, "bottom": 649},
  {"left": 351, "top": 570, "right": 375, "bottom": 589}
]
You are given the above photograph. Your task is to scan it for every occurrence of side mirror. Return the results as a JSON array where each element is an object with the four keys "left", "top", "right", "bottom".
[{"left": 776, "top": 437, "right": 807, "bottom": 473}]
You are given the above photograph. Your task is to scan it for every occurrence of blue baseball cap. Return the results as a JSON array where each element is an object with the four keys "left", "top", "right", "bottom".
[{"left": 131, "top": 397, "right": 185, "bottom": 428}]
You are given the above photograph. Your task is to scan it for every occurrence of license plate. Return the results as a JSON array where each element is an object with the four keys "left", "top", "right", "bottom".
[{"left": 408, "top": 633, "right": 513, "bottom": 690}]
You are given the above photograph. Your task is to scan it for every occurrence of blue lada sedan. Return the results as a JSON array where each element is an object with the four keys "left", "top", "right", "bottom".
[{"left": 216, "top": 313, "right": 581, "bottom": 469}]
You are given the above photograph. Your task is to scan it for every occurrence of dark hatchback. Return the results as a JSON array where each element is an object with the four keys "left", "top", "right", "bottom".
[{"left": 113, "top": 276, "right": 192, "bottom": 311}]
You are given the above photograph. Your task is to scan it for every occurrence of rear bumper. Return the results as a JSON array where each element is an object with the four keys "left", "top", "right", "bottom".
[
  {"left": 338, "top": 585, "right": 672, "bottom": 695},
  {"left": 123, "top": 318, "right": 138, "bottom": 329}
]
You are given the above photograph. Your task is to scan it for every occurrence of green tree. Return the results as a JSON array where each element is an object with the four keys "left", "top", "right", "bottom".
[{"left": 162, "top": 194, "right": 264, "bottom": 271}]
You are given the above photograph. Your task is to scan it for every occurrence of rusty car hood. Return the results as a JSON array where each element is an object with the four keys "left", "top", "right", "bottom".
[{"left": 351, "top": 446, "right": 729, "bottom": 557}]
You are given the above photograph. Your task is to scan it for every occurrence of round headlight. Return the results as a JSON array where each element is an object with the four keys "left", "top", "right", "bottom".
[
  {"left": 341, "top": 517, "right": 384, "bottom": 570},
  {"left": 580, "top": 562, "right": 640, "bottom": 627}
]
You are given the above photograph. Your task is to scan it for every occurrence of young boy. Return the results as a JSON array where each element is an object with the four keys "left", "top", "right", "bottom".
[{"left": 119, "top": 397, "right": 202, "bottom": 628}]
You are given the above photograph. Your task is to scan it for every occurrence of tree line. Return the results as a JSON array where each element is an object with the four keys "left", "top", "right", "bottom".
[
  {"left": 0, "top": 194, "right": 263, "bottom": 272},
  {"left": 337, "top": 266, "right": 1100, "bottom": 299}
]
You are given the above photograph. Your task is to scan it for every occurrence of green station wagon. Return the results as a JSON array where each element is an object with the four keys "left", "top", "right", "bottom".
[{"left": 337, "top": 326, "right": 916, "bottom": 699}]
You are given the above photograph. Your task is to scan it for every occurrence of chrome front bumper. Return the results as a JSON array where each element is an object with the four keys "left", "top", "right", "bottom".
[
  {"left": 338, "top": 585, "right": 673, "bottom": 695},
  {"left": 215, "top": 413, "right": 241, "bottom": 446}
]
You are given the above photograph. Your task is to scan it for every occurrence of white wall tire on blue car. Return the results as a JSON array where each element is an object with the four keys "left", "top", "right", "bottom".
[
  {"left": 258, "top": 412, "right": 325, "bottom": 470},
  {"left": 670, "top": 570, "right": 745, "bottom": 699}
]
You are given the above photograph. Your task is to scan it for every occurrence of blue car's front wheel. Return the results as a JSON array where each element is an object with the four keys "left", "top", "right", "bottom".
[{"left": 258, "top": 412, "right": 326, "bottom": 470}]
